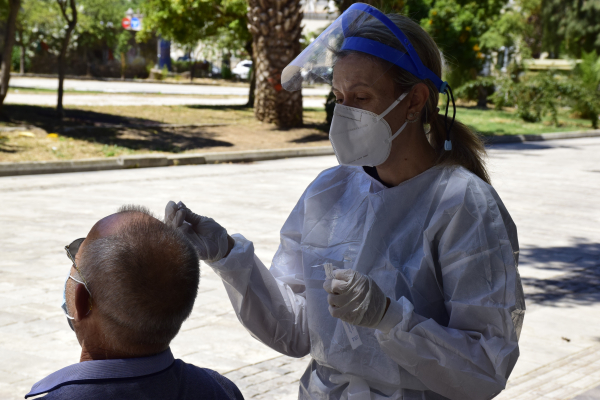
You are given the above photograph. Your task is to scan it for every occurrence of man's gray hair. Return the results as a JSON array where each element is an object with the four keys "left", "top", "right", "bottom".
[{"left": 79, "top": 205, "right": 199, "bottom": 351}]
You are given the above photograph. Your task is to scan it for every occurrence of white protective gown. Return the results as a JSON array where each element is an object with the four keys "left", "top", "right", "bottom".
[{"left": 208, "top": 164, "right": 525, "bottom": 400}]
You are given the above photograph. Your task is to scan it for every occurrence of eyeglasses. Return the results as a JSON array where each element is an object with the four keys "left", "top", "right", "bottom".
[
  {"left": 65, "top": 238, "right": 91, "bottom": 289},
  {"left": 64, "top": 238, "right": 93, "bottom": 317}
]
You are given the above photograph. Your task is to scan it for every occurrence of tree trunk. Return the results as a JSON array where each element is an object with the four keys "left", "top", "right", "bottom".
[
  {"left": 245, "top": 40, "right": 255, "bottom": 108},
  {"left": 247, "top": 0, "right": 303, "bottom": 128},
  {"left": 190, "top": 60, "right": 195, "bottom": 82},
  {"left": 477, "top": 85, "right": 487, "bottom": 108},
  {"left": 0, "top": 0, "right": 21, "bottom": 114},
  {"left": 121, "top": 52, "right": 126, "bottom": 80},
  {"left": 56, "top": 0, "right": 78, "bottom": 120},
  {"left": 19, "top": 43, "right": 25, "bottom": 74}
]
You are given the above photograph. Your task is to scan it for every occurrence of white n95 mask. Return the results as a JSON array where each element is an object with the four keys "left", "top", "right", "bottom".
[{"left": 329, "top": 92, "right": 408, "bottom": 167}]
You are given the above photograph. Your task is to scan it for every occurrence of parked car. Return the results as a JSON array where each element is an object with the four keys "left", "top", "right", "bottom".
[
  {"left": 209, "top": 64, "right": 221, "bottom": 78},
  {"left": 232, "top": 60, "right": 253, "bottom": 80}
]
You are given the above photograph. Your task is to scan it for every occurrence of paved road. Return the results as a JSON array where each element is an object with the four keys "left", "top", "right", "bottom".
[
  {"left": 4, "top": 92, "right": 327, "bottom": 108},
  {"left": 1, "top": 138, "right": 599, "bottom": 399},
  {"left": 9, "top": 77, "right": 330, "bottom": 96}
]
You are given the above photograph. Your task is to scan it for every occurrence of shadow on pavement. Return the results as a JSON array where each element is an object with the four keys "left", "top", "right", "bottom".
[
  {"left": 62, "top": 126, "right": 234, "bottom": 153},
  {"left": 185, "top": 104, "right": 251, "bottom": 112},
  {"left": 520, "top": 241, "right": 600, "bottom": 304},
  {"left": 485, "top": 141, "right": 558, "bottom": 151},
  {"left": 4, "top": 104, "right": 160, "bottom": 130},
  {"left": 2, "top": 104, "right": 234, "bottom": 153}
]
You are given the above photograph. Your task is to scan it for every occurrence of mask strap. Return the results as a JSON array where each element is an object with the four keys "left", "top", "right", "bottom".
[
  {"left": 386, "top": 120, "right": 409, "bottom": 143},
  {"left": 68, "top": 275, "right": 93, "bottom": 315},
  {"left": 443, "top": 86, "right": 456, "bottom": 151},
  {"left": 376, "top": 92, "right": 408, "bottom": 122}
]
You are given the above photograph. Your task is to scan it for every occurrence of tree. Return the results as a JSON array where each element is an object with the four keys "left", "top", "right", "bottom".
[
  {"left": 0, "top": 0, "right": 21, "bottom": 114},
  {"left": 14, "top": 0, "right": 54, "bottom": 74},
  {"left": 247, "top": 0, "right": 304, "bottom": 127},
  {"left": 139, "top": 0, "right": 250, "bottom": 81},
  {"left": 56, "top": 0, "right": 77, "bottom": 119},
  {"left": 542, "top": 0, "right": 600, "bottom": 58},
  {"left": 479, "top": 0, "right": 543, "bottom": 60}
]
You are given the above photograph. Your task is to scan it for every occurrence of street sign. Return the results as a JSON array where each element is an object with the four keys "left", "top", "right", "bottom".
[
  {"left": 130, "top": 17, "right": 141, "bottom": 31},
  {"left": 121, "top": 17, "right": 131, "bottom": 29}
]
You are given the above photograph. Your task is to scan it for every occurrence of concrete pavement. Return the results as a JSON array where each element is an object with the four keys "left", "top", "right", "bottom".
[{"left": 0, "top": 137, "right": 599, "bottom": 399}]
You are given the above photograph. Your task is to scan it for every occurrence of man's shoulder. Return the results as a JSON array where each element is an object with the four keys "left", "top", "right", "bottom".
[{"left": 34, "top": 360, "right": 243, "bottom": 400}]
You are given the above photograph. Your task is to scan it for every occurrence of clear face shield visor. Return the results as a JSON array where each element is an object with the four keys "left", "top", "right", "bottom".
[
  {"left": 282, "top": 3, "right": 455, "bottom": 150},
  {"left": 282, "top": 3, "right": 446, "bottom": 93}
]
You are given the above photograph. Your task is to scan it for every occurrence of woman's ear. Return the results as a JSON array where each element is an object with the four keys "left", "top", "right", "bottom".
[
  {"left": 74, "top": 283, "right": 92, "bottom": 321},
  {"left": 407, "top": 83, "right": 430, "bottom": 116}
]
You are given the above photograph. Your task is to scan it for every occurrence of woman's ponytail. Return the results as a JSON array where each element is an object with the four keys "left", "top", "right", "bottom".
[{"left": 429, "top": 113, "right": 490, "bottom": 185}]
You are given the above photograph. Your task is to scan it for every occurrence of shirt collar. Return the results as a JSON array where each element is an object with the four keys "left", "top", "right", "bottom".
[{"left": 26, "top": 348, "right": 175, "bottom": 398}]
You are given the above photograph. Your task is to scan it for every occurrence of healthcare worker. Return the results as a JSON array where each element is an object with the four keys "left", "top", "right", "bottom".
[{"left": 165, "top": 4, "right": 525, "bottom": 399}]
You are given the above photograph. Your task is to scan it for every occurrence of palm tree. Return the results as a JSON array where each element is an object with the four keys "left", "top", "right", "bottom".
[{"left": 247, "top": 0, "right": 303, "bottom": 128}]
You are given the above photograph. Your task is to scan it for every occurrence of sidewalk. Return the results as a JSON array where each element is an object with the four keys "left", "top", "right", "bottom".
[{"left": 0, "top": 138, "right": 599, "bottom": 399}]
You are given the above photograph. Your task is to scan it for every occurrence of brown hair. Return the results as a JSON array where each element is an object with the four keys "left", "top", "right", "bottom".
[{"left": 335, "top": 13, "right": 490, "bottom": 184}]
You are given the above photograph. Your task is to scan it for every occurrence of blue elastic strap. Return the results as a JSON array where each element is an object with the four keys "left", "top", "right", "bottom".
[{"left": 341, "top": 3, "right": 447, "bottom": 93}]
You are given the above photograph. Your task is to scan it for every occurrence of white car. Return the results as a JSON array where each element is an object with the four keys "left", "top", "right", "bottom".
[{"left": 232, "top": 60, "right": 253, "bottom": 80}]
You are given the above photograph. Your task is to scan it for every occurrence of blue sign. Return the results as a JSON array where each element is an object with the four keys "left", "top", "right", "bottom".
[{"left": 130, "top": 17, "right": 141, "bottom": 30}]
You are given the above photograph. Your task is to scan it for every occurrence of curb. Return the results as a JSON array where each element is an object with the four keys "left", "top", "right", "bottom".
[
  {"left": 0, "top": 147, "right": 336, "bottom": 177},
  {"left": 1, "top": 129, "right": 598, "bottom": 178}
]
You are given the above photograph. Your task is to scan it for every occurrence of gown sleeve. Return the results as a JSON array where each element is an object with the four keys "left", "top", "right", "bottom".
[
  {"left": 206, "top": 193, "right": 311, "bottom": 358},
  {"left": 375, "top": 177, "right": 525, "bottom": 400}
]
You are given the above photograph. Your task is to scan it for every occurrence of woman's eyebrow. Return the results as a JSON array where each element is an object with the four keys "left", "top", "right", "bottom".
[{"left": 331, "top": 83, "right": 372, "bottom": 92}]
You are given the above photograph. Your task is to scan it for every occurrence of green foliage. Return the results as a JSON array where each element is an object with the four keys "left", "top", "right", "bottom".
[
  {"left": 489, "top": 72, "right": 567, "bottom": 125},
  {"left": 542, "top": 0, "right": 600, "bottom": 58},
  {"left": 454, "top": 76, "right": 497, "bottom": 101},
  {"left": 576, "top": 50, "right": 600, "bottom": 89},
  {"left": 421, "top": 0, "right": 509, "bottom": 88},
  {"left": 138, "top": 0, "right": 250, "bottom": 55},
  {"left": 479, "top": 0, "right": 542, "bottom": 59},
  {"left": 11, "top": 46, "right": 21, "bottom": 72},
  {"left": 14, "top": 0, "right": 142, "bottom": 67},
  {"left": 569, "top": 51, "right": 600, "bottom": 128}
]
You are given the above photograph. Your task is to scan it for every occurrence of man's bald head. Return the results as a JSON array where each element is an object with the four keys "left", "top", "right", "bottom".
[{"left": 77, "top": 205, "right": 199, "bottom": 354}]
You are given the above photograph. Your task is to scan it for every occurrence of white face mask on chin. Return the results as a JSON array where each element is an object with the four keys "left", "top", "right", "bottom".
[{"left": 329, "top": 92, "right": 409, "bottom": 167}]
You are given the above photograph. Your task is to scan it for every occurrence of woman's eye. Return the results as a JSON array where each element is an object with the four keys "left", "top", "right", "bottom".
[{"left": 356, "top": 97, "right": 367, "bottom": 101}]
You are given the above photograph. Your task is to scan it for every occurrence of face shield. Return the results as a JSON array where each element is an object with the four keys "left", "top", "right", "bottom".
[
  {"left": 282, "top": 3, "right": 455, "bottom": 151},
  {"left": 282, "top": 3, "right": 446, "bottom": 93}
]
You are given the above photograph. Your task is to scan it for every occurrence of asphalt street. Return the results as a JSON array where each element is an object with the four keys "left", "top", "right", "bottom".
[
  {"left": 0, "top": 138, "right": 599, "bottom": 399},
  {"left": 4, "top": 92, "right": 327, "bottom": 108},
  {"left": 6, "top": 77, "right": 329, "bottom": 107},
  {"left": 8, "top": 77, "right": 330, "bottom": 96}
]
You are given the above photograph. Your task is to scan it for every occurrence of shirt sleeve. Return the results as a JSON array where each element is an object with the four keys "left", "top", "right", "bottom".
[
  {"left": 204, "top": 369, "right": 245, "bottom": 400},
  {"left": 206, "top": 194, "right": 310, "bottom": 358},
  {"left": 375, "top": 178, "right": 525, "bottom": 400}
]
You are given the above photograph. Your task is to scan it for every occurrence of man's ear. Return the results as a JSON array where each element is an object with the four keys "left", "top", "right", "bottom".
[{"left": 74, "top": 283, "right": 92, "bottom": 321}]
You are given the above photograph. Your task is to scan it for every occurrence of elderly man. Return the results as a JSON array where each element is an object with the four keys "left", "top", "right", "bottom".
[{"left": 26, "top": 205, "right": 243, "bottom": 400}]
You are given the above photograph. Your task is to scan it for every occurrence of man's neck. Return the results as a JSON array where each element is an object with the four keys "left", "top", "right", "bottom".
[{"left": 80, "top": 343, "right": 166, "bottom": 362}]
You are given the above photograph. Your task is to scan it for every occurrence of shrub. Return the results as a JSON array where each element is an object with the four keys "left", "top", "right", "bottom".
[{"left": 569, "top": 51, "right": 600, "bottom": 128}]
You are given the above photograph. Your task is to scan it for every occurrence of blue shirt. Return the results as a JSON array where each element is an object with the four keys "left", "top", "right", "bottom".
[{"left": 25, "top": 348, "right": 243, "bottom": 400}]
